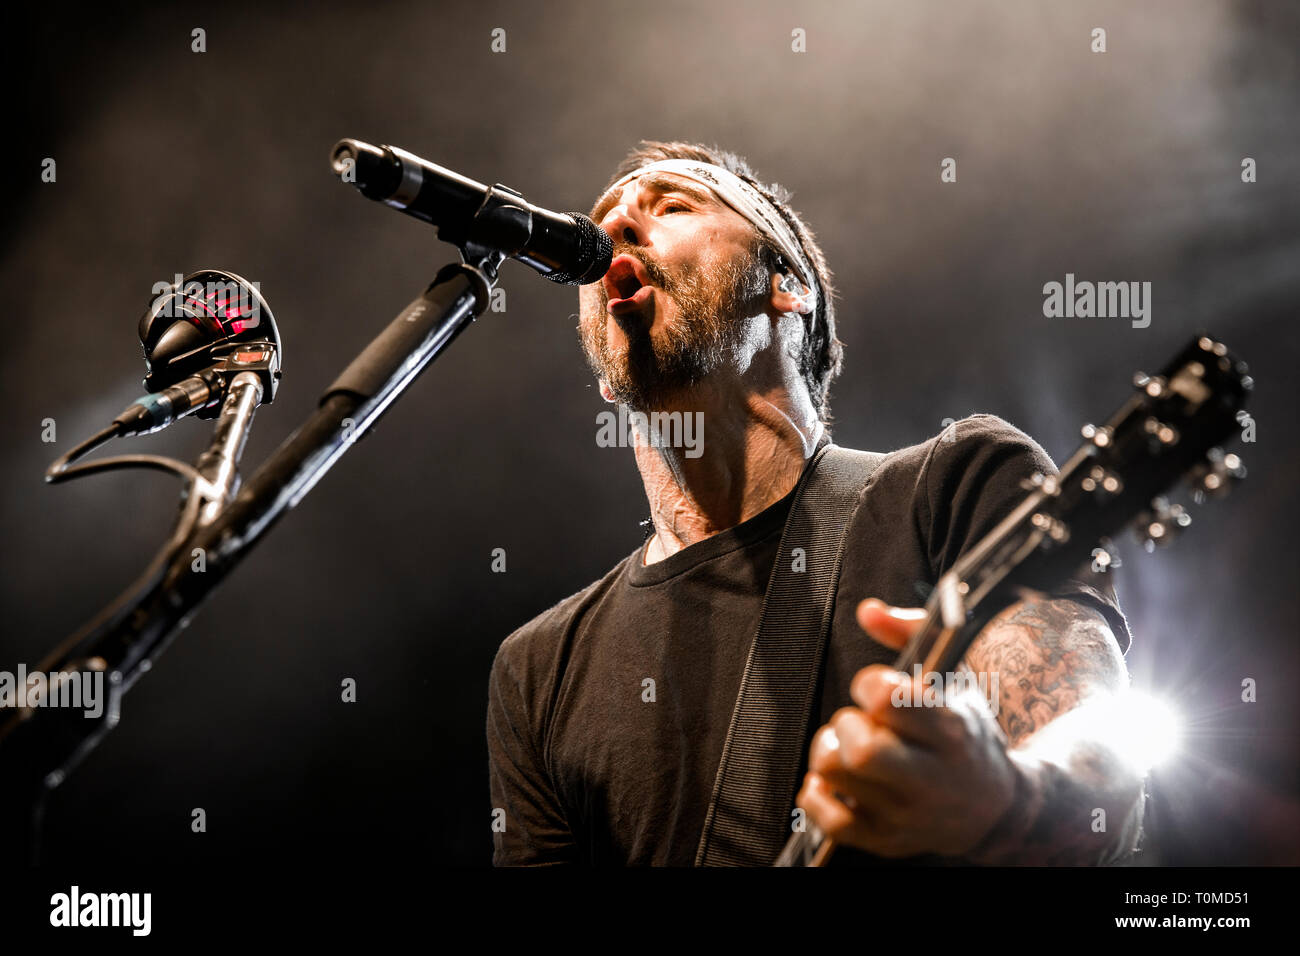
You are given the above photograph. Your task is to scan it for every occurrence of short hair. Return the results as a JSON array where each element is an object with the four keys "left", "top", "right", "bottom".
[{"left": 598, "top": 141, "right": 843, "bottom": 423}]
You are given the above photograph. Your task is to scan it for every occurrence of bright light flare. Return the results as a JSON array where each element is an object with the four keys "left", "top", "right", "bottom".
[{"left": 1096, "top": 690, "right": 1184, "bottom": 774}]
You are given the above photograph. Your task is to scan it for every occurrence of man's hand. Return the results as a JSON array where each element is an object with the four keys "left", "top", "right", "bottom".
[
  {"left": 798, "top": 594, "right": 1145, "bottom": 865},
  {"left": 796, "top": 598, "right": 1020, "bottom": 858}
]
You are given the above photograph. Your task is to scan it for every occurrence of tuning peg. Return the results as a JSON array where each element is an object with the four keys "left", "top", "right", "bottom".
[
  {"left": 1019, "top": 472, "right": 1062, "bottom": 496},
  {"left": 1190, "top": 448, "right": 1247, "bottom": 503},
  {"left": 1137, "top": 375, "right": 1168, "bottom": 399},
  {"left": 1091, "top": 538, "right": 1122, "bottom": 573},
  {"left": 1080, "top": 464, "right": 1123, "bottom": 496},
  {"left": 1139, "top": 496, "right": 1192, "bottom": 551},
  {"left": 1197, "top": 336, "right": 1225, "bottom": 355},
  {"left": 1144, "top": 416, "right": 1180, "bottom": 448},
  {"left": 1031, "top": 511, "right": 1070, "bottom": 544},
  {"left": 1081, "top": 423, "right": 1115, "bottom": 449}
]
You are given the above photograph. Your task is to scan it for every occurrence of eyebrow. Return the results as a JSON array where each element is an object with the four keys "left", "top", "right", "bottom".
[{"left": 589, "top": 173, "right": 717, "bottom": 222}]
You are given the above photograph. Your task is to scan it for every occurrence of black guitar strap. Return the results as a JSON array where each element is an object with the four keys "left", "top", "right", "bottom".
[{"left": 694, "top": 443, "right": 887, "bottom": 866}]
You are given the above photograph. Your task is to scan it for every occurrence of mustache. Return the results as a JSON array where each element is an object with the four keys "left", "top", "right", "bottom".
[{"left": 609, "top": 242, "right": 671, "bottom": 290}]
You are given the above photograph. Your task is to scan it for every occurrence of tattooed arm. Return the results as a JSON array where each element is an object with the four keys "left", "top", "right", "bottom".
[
  {"left": 799, "top": 595, "right": 1145, "bottom": 864},
  {"left": 956, "top": 596, "right": 1145, "bottom": 865}
]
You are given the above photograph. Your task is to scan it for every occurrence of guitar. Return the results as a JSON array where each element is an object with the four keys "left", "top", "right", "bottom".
[{"left": 774, "top": 334, "right": 1251, "bottom": 867}]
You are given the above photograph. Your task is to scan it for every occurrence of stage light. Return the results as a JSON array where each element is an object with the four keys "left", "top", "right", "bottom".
[{"left": 1104, "top": 690, "right": 1184, "bottom": 775}]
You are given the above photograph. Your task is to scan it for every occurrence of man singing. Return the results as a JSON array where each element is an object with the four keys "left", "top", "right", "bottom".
[{"left": 487, "top": 140, "right": 1144, "bottom": 866}]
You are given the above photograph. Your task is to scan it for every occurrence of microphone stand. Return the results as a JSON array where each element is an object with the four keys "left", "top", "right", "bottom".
[
  {"left": 0, "top": 243, "right": 506, "bottom": 864},
  {"left": 194, "top": 370, "right": 265, "bottom": 525}
]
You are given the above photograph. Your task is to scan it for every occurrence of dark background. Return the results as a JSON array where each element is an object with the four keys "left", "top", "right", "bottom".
[{"left": 2, "top": 0, "right": 1297, "bottom": 868}]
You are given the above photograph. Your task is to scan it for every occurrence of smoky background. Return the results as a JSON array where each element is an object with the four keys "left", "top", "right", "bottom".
[{"left": 2, "top": 0, "right": 1296, "bottom": 866}]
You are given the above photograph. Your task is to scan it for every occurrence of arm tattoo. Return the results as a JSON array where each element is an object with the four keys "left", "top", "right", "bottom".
[
  {"left": 958, "top": 597, "right": 1144, "bottom": 865},
  {"left": 965, "top": 597, "right": 1127, "bottom": 748}
]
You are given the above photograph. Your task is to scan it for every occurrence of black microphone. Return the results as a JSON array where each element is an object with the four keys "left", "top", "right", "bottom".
[
  {"left": 112, "top": 369, "right": 223, "bottom": 437},
  {"left": 330, "top": 139, "right": 612, "bottom": 285}
]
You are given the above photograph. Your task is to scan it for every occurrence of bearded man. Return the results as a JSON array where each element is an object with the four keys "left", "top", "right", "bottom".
[{"left": 486, "top": 141, "right": 1144, "bottom": 866}]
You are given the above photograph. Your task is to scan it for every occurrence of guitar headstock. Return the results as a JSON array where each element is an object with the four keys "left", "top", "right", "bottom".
[{"left": 942, "top": 335, "right": 1251, "bottom": 636}]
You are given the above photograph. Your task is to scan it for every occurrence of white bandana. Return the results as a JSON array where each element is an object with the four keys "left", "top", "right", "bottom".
[{"left": 606, "top": 159, "right": 818, "bottom": 310}]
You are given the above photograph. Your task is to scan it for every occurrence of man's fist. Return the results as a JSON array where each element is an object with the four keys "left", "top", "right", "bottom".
[{"left": 795, "top": 598, "right": 1019, "bottom": 858}]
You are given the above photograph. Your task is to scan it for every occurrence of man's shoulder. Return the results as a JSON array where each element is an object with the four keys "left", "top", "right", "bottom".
[
  {"left": 844, "top": 412, "right": 1132, "bottom": 653},
  {"left": 835, "top": 411, "right": 1057, "bottom": 582},
  {"left": 853, "top": 412, "right": 1053, "bottom": 489},
  {"left": 928, "top": 411, "right": 1051, "bottom": 458},
  {"left": 492, "top": 550, "right": 636, "bottom": 675}
]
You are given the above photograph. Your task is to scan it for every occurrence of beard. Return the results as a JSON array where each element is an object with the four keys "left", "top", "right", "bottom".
[{"left": 578, "top": 238, "right": 769, "bottom": 411}]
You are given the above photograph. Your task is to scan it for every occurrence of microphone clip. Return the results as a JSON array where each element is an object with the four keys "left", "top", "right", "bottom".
[
  {"left": 448, "top": 183, "right": 528, "bottom": 284},
  {"left": 138, "top": 269, "right": 283, "bottom": 403}
]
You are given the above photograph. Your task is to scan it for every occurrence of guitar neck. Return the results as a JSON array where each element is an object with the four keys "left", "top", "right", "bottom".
[{"left": 774, "top": 594, "right": 1006, "bottom": 867}]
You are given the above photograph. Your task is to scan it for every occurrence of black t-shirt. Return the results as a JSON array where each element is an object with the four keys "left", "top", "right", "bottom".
[{"left": 487, "top": 414, "right": 1131, "bottom": 866}]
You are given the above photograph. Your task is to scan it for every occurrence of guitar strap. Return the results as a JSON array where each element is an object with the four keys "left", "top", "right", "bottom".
[{"left": 694, "top": 443, "right": 887, "bottom": 866}]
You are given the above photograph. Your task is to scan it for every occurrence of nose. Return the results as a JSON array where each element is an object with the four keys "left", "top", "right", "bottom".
[{"left": 599, "top": 204, "right": 649, "bottom": 248}]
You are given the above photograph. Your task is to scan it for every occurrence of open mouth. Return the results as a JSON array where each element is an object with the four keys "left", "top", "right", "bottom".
[{"left": 603, "top": 254, "right": 655, "bottom": 314}]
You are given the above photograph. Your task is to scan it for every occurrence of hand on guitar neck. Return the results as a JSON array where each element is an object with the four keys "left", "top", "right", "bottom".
[{"left": 794, "top": 595, "right": 1145, "bottom": 866}]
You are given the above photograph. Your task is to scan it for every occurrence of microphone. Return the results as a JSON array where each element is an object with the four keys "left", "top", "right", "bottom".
[
  {"left": 330, "top": 139, "right": 612, "bottom": 285},
  {"left": 112, "top": 369, "right": 223, "bottom": 437},
  {"left": 115, "top": 269, "right": 284, "bottom": 438}
]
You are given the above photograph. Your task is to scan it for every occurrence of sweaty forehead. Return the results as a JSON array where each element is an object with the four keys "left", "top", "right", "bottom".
[{"left": 589, "top": 172, "right": 725, "bottom": 222}]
